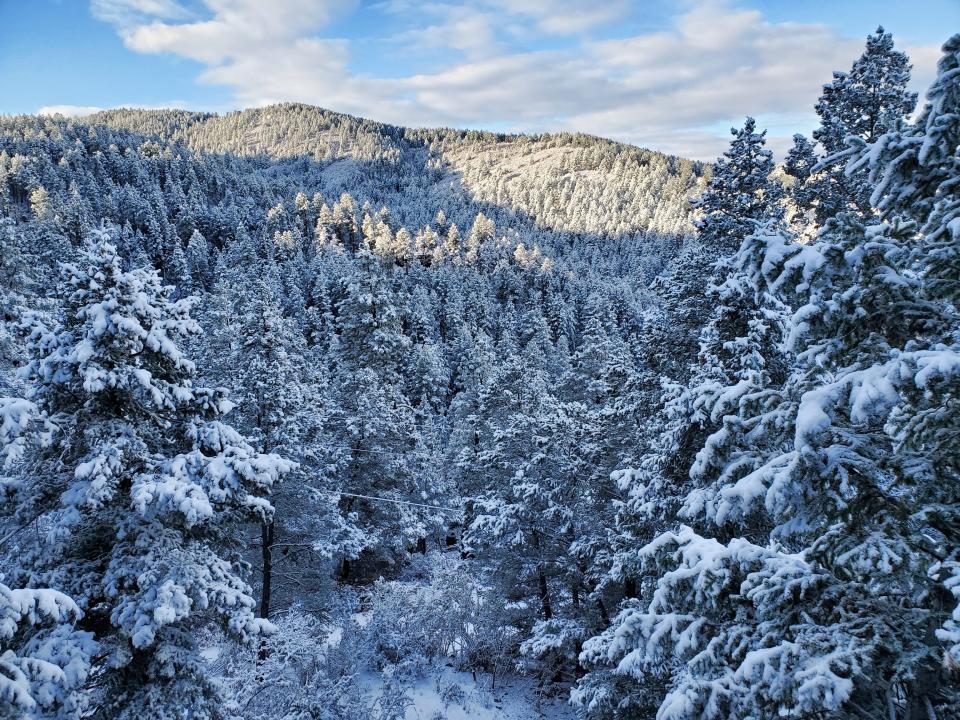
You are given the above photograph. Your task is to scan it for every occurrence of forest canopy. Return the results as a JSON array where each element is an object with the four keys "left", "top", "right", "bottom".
[{"left": 0, "top": 25, "right": 957, "bottom": 720}]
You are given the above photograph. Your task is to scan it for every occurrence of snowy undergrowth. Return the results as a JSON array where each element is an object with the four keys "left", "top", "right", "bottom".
[
  {"left": 214, "top": 553, "right": 575, "bottom": 720},
  {"left": 359, "top": 667, "right": 576, "bottom": 720}
]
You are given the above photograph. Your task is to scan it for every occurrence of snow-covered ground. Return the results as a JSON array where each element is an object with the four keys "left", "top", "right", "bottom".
[{"left": 360, "top": 666, "right": 576, "bottom": 720}]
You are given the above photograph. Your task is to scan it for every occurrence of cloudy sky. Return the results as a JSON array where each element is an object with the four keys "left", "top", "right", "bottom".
[{"left": 1, "top": 0, "right": 956, "bottom": 159}]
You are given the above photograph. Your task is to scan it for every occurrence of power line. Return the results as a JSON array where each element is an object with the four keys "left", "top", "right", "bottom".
[
  {"left": 307, "top": 444, "right": 631, "bottom": 503},
  {"left": 318, "top": 492, "right": 622, "bottom": 548}
]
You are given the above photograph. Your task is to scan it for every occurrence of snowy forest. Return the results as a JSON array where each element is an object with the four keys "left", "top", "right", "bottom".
[{"left": 0, "top": 26, "right": 958, "bottom": 720}]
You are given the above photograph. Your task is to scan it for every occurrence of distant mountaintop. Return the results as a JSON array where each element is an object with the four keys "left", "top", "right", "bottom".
[{"left": 88, "top": 103, "right": 708, "bottom": 238}]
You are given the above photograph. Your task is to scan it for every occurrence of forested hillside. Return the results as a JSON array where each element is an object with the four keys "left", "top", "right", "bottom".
[
  {"left": 0, "top": 27, "right": 957, "bottom": 720},
  {"left": 88, "top": 104, "right": 704, "bottom": 237}
]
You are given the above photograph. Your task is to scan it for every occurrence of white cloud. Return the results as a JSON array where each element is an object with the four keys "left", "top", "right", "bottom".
[
  {"left": 389, "top": 5, "right": 502, "bottom": 60},
  {"left": 122, "top": 0, "right": 351, "bottom": 63},
  {"left": 91, "top": 0, "right": 190, "bottom": 29},
  {"left": 38, "top": 105, "right": 103, "bottom": 117},
  {"left": 90, "top": 0, "right": 947, "bottom": 160},
  {"left": 38, "top": 100, "right": 199, "bottom": 118},
  {"left": 485, "top": 0, "right": 630, "bottom": 35}
]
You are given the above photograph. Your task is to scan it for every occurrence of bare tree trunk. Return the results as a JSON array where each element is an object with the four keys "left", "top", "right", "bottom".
[
  {"left": 531, "top": 531, "right": 552, "bottom": 620},
  {"left": 538, "top": 566, "right": 552, "bottom": 620},
  {"left": 340, "top": 495, "right": 354, "bottom": 581},
  {"left": 259, "top": 520, "right": 274, "bottom": 619},
  {"left": 596, "top": 597, "right": 610, "bottom": 625}
]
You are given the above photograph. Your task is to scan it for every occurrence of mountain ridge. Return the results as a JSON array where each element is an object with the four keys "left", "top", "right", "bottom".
[{"left": 83, "top": 103, "right": 708, "bottom": 238}]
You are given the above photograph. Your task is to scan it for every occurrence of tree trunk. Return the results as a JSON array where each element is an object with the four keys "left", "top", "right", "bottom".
[
  {"left": 259, "top": 520, "right": 274, "bottom": 619},
  {"left": 538, "top": 566, "right": 552, "bottom": 620},
  {"left": 596, "top": 597, "right": 610, "bottom": 625}
]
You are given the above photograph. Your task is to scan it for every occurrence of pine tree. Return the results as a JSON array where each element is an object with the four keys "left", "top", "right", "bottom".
[
  {"left": 466, "top": 327, "right": 589, "bottom": 681},
  {"left": 815, "top": 27, "right": 916, "bottom": 152},
  {"left": 0, "top": 581, "right": 95, "bottom": 719},
  {"left": 850, "top": 33, "right": 960, "bottom": 680},
  {"left": 441, "top": 223, "right": 461, "bottom": 264},
  {"left": 809, "top": 26, "right": 917, "bottom": 222},
  {"left": 29, "top": 187, "right": 52, "bottom": 224},
  {"left": 413, "top": 226, "right": 438, "bottom": 266},
  {"left": 184, "top": 229, "right": 210, "bottom": 291},
  {"left": 334, "top": 247, "right": 410, "bottom": 379},
  {"left": 231, "top": 277, "right": 305, "bottom": 619},
  {"left": 0, "top": 220, "right": 31, "bottom": 393},
  {"left": 325, "top": 366, "right": 419, "bottom": 573},
  {"left": 693, "top": 117, "right": 783, "bottom": 254},
  {"left": 575, "top": 115, "right": 799, "bottom": 720},
  {"left": 576, "top": 36, "right": 960, "bottom": 719},
  {"left": 647, "top": 117, "right": 782, "bottom": 386},
  {"left": 325, "top": 249, "right": 430, "bottom": 573},
  {"left": 783, "top": 133, "right": 818, "bottom": 231},
  {"left": 0, "top": 234, "right": 294, "bottom": 718},
  {"left": 465, "top": 213, "right": 494, "bottom": 265},
  {"left": 166, "top": 237, "right": 188, "bottom": 292}
]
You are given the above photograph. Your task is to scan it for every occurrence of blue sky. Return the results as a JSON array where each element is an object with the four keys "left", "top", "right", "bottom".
[{"left": 1, "top": 0, "right": 956, "bottom": 159}]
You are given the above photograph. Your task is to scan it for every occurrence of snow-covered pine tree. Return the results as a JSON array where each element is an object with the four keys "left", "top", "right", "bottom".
[
  {"left": 816, "top": 27, "right": 917, "bottom": 152},
  {"left": 848, "top": 33, "right": 960, "bottom": 680},
  {"left": 184, "top": 229, "right": 211, "bottom": 292},
  {"left": 324, "top": 248, "right": 437, "bottom": 574},
  {"left": 0, "top": 220, "right": 30, "bottom": 394},
  {"left": 334, "top": 246, "right": 410, "bottom": 378},
  {"left": 325, "top": 365, "right": 419, "bottom": 575},
  {"left": 692, "top": 116, "right": 783, "bottom": 254},
  {"left": 166, "top": 237, "right": 189, "bottom": 292},
  {"left": 607, "top": 116, "right": 785, "bottom": 546},
  {"left": 648, "top": 117, "right": 783, "bottom": 384},
  {"left": 230, "top": 275, "right": 305, "bottom": 618},
  {"left": 783, "top": 133, "right": 819, "bottom": 233},
  {"left": 571, "top": 294, "right": 644, "bottom": 470},
  {"left": 0, "top": 234, "right": 294, "bottom": 719},
  {"left": 577, "top": 35, "right": 960, "bottom": 720},
  {"left": 466, "top": 319, "right": 590, "bottom": 683},
  {"left": 575, "top": 116, "right": 820, "bottom": 720},
  {"left": 465, "top": 213, "right": 495, "bottom": 266},
  {"left": 806, "top": 26, "right": 917, "bottom": 223},
  {"left": 0, "top": 581, "right": 95, "bottom": 719}
]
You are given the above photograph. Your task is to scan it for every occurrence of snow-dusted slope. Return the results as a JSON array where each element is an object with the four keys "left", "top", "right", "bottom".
[{"left": 89, "top": 104, "right": 707, "bottom": 237}]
